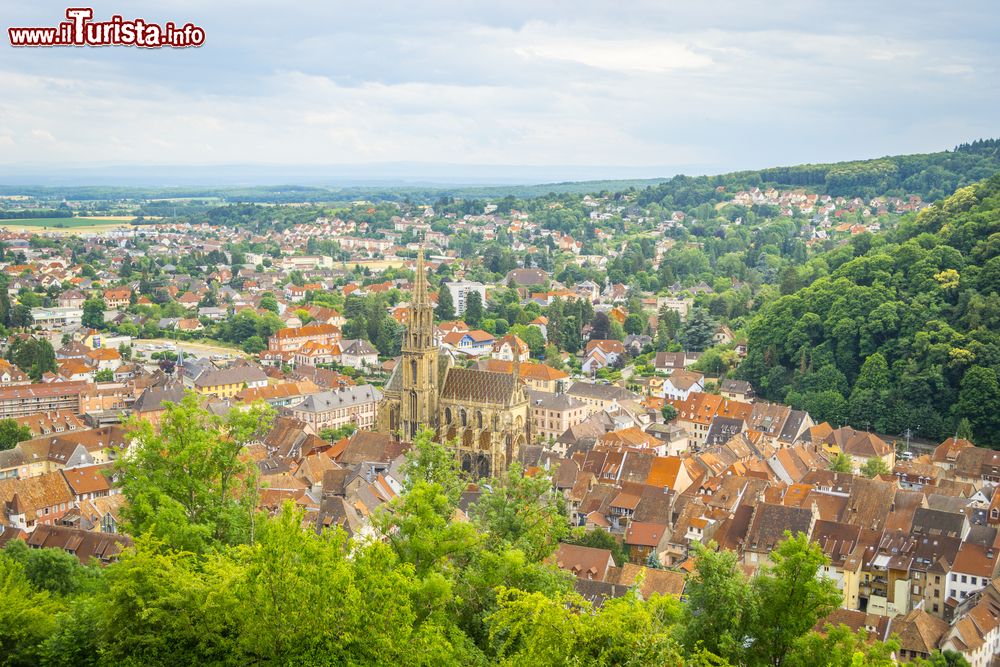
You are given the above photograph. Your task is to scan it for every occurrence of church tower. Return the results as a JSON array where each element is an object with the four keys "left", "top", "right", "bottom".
[{"left": 399, "top": 248, "right": 440, "bottom": 441}]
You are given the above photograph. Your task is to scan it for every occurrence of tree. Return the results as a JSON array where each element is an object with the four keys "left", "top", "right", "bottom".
[
  {"left": 241, "top": 335, "right": 265, "bottom": 354},
  {"left": 400, "top": 428, "right": 465, "bottom": 503},
  {"left": 465, "top": 291, "right": 484, "bottom": 327},
  {"left": 435, "top": 284, "right": 455, "bottom": 321},
  {"left": 471, "top": 464, "right": 569, "bottom": 563},
  {"left": 860, "top": 457, "right": 890, "bottom": 478},
  {"left": 590, "top": 312, "right": 611, "bottom": 340},
  {"left": 81, "top": 298, "right": 105, "bottom": 330},
  {"left": 94, "top": 369, "right": 114, "bottom": 382},
  {"left": 748, "top": 533, "right": 841, "bottom": 667},
  {"left": 661, "top": 404, "right": 678, "bottom": 423},
  {"left": 682, "top": 541, "right": 754, "bottom": 665},
  {"left": 115, "top": 393, "right": 275, "bottom": 551},
  {"left": 0, "top": 419, "right": 31, "bottom": 451},
  {"left": 829, "top": 452, "right": 854, "bottom": 473},
  {"left": 786, "top": 625, "right": 898, "bottom": 667},
  {"left": 624, "top": 313, "right": 645, "bottom": 335},
  {"left": 682, "top": 308, "right": 716, "bottom": 351},
  {"left": 957, "top": 366, "right": 1000, "bottom": 443},
  {"left": 0, "top": 552, "right": 61, "bottom": 667}
]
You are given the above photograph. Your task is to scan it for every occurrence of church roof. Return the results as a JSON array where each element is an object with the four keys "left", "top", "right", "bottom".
[{"left": 441, "top": 368, "right": 519, "bottom": 405}]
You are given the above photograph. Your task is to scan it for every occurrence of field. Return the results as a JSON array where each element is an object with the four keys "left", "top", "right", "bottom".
[{"left": 0, "top": 216, "right": 136, "bottom": 233}]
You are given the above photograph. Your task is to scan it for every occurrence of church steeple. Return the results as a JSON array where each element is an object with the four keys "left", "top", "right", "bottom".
[{"left": 397, "top": 246, "right": 441, "bottom": 442}]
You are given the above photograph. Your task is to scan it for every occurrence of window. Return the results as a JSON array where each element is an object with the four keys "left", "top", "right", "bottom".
[{"left": 961, "top": 575, "right": 967, "bottom": 583}]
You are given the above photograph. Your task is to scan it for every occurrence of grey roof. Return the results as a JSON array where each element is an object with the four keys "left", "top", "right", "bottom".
[
  {"left": 133, "top": 381, "right": 186, "bottom": 414},
  {"left": 704, "top": 417, "right": 745, "bottom": 447},
  {"left": 566, "top": 382, "right": 638, "bottom": 402},
  {"left": 340, "top": 339, "right": 378, "bottom": 356},
  {"left": 528, "top": 389, "right": 584, "bottom": 411},
  {"left": 192, "top": 363, "right": 268, "bottom": 388},
  {"left": 291, "top": 385, "right": 382, "bottom": 413}
]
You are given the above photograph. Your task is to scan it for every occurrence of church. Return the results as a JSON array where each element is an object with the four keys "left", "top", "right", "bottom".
[{"left": 378, "top": 249, "right": 530, "bottom": 477}]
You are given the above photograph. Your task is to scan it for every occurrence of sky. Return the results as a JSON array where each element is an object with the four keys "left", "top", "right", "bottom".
[{"left": 0, "top": 1, "right": 997, "bottom": 184}]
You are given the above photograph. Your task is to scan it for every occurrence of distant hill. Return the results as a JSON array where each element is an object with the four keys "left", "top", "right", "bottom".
[
  {"left": 735, "top": 171, "right": 1000, "bottom": 445},
  {"left": 637, "top": 139, "right": 1000, "bottom": 208}
]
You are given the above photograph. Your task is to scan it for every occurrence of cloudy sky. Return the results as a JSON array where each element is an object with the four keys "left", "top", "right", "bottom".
[{"left": 0, "top": 1, "right": 997, "bottom": 183}]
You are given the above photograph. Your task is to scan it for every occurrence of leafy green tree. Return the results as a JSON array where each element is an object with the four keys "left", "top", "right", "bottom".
[
  {"left": 957, "top": 366, "right": 1000, "bottom": 443},
  {"left": 829, "top": 453, "right": 854, "bottom": 473},
  {"left": 786, "top": 625, "right": 898, "bottom": 667},
  {"left": 2, "top": 541, "right": 101, "bottom": 597},
  {"left": 913, "top": 650, "right": 972, "bottom": 667},
  {"left": 436, "top": 284, "right": 455, "bottom": 321},
  {"left": 81, "top": 298, "right": 105, "bottom": 330},
  {"left": 860, "top": 457, "right": 890, "bottom": 478},
  {"left": 748, "top": 533, "right": 841, "bottom": 667},
  {"left": 471, "top": 464, "right": 569, "bottom": 563},
  {"left": 116, "top": 393, "right": 275, "bottom": 551},
  {"left": 401, "top": 428, "right": 466, "bottom": 503},
  {"left": 682, "top": 541, "right": 754, "bottom": 665},
  {"left": 241, "top": 335, "right": 265, "bottom": 354},
  {"left": 0, "top": 419, "right": 31, "bottom": 451},
  {"left": 590, "top": 312, "right": 611, "bottom": 340},
  {"left": 0, "top": 552, "right": 61, "bottom": 667},
  {"left": 624, "top": 313, "right": 645, "bottom": 335},
  {"left": 661, "top": 404, "right": 678, "bottom": 423}
]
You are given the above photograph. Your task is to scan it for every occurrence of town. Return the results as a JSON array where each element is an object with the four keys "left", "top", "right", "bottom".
[{"left": 1, "top": 154, "right": 999, "bottom": 665}]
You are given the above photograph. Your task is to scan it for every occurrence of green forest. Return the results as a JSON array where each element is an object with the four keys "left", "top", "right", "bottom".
[
  {"left": 0, "top": 396, "right": 958, "bottom": 667},
  {"left": 735, "top": 173, "right": 1000, "bottom": 445}
]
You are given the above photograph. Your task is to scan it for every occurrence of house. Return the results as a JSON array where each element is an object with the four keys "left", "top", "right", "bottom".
[
  {"left": 566, "top": 382, "right": 639, "bottom": 415},
  {"left": 441, "top": 329, "right": 494, "bottom": 355},
  {"left": 268, "top": 323, "right": 340, "bottom": 353},
  {"left": 583, "top": 339, "right": 626, "bottom": 373},
  {"left": 820, "top": 427, "right": 895, "bottom": 472},
  {"left": 653, "top": 351, "right": 700, "bottom": 372},
  {"left": 505, "top": 268, "right": 548, "bottom": 287},
  {"left": 550, "top": 543, "right": 616, "bottom": 580},
  {"left": 335, "top": 339, "right": 379, "bottom": 370},
  {"left": 492, "top": 334, "right": 530, "bottom": 363},
  {"left": 624, "top": 521, "right": 669, "bottom": 564},
  {"left": 720, "top": 379, "right": 754, "bottom": 402},
  {"left": 102, "top": 287, "right": 132, "bottom": 310},
  {"left": 184, "top": 361, "right": 269, "bottom": 398},
  {"left": 286, "top": 385, "right": 383, "bottom": 431},
  {"left": 529, "top": 390, "right": 589, "bottom": 446},
  {"left": 662, "top": 369, "right": 705, "bottom": 401},
  {"left": 712, "top": 325, "right": 734, "bottom": 345},
  {"left": 0, "top": 471, "right": 76, "bottom": 531},
  {"left": 26, "top": 524, "right": 132, "bottom": 563}
]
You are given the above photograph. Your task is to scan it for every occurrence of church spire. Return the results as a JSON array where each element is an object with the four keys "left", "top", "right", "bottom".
[{"left": 414, "top": 247, "right": 428, "bottom": 307}]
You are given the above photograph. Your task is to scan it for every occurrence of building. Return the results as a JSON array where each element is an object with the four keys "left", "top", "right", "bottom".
[
  {"left": 378, "top": 249, "right": 530, "bottom": 477},
  {"left": 183, "top": 361, "right": 269, "bottom": 398},
  {"left": 478, "top": 359, "right": 569, "bottom": 394},
  {"left": 492, "top": 334, "right": 530, "bottom": 363},
  {"left": 29, "top": 306, "right": 83, "bottom": 328},
  {"left": 268, "top": 323, "right": 340, "bottom": 353},
  {"left": 529, "top": 390, "right": 589, "bottom": 444},
  {"left": 445, "top": 280, "right": 486, "bottom": 315},
  {"left": 0, "top": 382, "right": 87, "bottom": 419},
  {"left": 335, "top": 339, "right": 379, "bottom": 370},
  {"left": 287, "top": 385, "right": 383, "bottom": 431}
]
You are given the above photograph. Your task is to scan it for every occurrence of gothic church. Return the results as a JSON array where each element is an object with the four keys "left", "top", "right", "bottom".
[{"left": 378, "top": 249, "right": 530, "bottom": 477}]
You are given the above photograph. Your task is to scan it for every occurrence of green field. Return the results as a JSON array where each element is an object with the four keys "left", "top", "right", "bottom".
[{"left": 0, "top": 216, "right": 133, "bottom": 228}]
